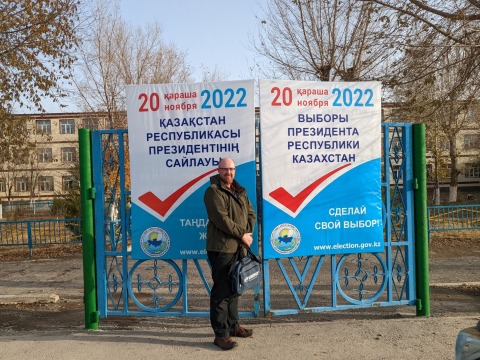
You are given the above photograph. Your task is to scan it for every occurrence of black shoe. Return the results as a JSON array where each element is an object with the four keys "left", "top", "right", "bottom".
[
  {"left": 214, "top": 337, "right": 238, "bottom": 350},
  {"left": 230, "top": 325, "right": 253, "bottom": 338}
]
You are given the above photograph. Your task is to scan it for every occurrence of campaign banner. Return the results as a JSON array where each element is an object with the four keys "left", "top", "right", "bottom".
[
  {"left": 260, "top": 80, "right": 383, "bottom": 258},
  {"left": 126, "top": 80, "right": 256, "bottom": 259}
]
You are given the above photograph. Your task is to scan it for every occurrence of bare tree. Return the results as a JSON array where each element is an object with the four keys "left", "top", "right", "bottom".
[
  {"left": 361, "top": 1, "right": 480, "bottom": 202},
  {"left": 395, "top": 45, "right": 480, "bottom": 202},
  {"left": 198, "top": 65, "right": 229, "bottom": 83},
  {"left": 366, "top": 0, "right": 480, "bottom": 90},
  {"left": 0, "top": 111, "right": 33, "bottom": 202},
  {"left": 0, "top": 111, "right": 54, "bottom": 203},
  {"left": 365, "top": 0, "right": 480, "bottom": 46},
  {"left": 254, "top": 0, "right": 480, "bottom": 203},
  {"left": 117, "top": 23, "right": 191, "bottom": 85},
  {"left": 253, "top": 0, "right": 398, "bottom": 81},
  {"left": 74, "top": 0, "right": 191, "bottom": 128},
  {"left": 27, "top": 143, "right": 59, "bottom": 202}
]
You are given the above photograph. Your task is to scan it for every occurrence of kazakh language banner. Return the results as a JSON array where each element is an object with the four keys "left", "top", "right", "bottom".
[{"left": 126, "top": 80, "right": 256, "bottom": 259}]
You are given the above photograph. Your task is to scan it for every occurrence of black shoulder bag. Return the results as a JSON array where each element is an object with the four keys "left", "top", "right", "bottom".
[{"left": 229, "top": 246, "right": 262, "bottom": 295}]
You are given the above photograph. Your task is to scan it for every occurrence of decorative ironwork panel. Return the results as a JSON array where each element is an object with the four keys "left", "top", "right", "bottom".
[
  {"left": 263, "top": 123, "right": 416, "bottom": 316},
  {"left": 91, "top": 124, "right": 415, "bottom": 319},
  {"left": 91, "top": 130, "right": 232, "bottom": 318}
]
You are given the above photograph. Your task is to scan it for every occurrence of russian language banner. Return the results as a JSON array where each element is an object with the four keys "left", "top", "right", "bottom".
[
  {"left": 260, "top": 80, "right": 383, "bottom": 258},
  {"left": 126, "top": 80, "right": 256, "bottom": 259}
]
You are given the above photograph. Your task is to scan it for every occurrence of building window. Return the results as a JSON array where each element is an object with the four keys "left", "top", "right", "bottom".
[
  {"left": 82, "top": 118, "right": 99, "bottom": 130},
  {"left": 465, "top": 163, "right": 480, "bottom": 178},
  {"left": 38, "top": 176, "right": 54, "bottom": 192},
  {"left": 0, "top": 177, "right": 5, "bottom": 192},
  {"left": 61, "top": 147, "right": 77, "bottom": 163},
  {"left": 466, "top": 107, "right": 479, "bottom": 123},
  {"left": 38, "top": 148, "right": 53, "bottom": 163},
  {"left": 60, "top": 119, "right": 75, "bottom": 134},
  {"left": 63, "top": 176, "right": 77, "bottom": 190},
  {"left": 463, "top": 134, "right": 479, "bottom": 150},
  {"left": 36, "top": 120, "right": 51, "bottom": 134},
  {"left": 15, "top": 177, "right": 30, "bottom": 192}
]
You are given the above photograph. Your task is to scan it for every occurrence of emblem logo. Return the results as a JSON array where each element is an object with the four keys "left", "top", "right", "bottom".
[
  {"left": 270, "top": 223, "right": 301, "bottom": 255},
  {"left": 140, "top": 227, "right": 170, "bottom": 257}
]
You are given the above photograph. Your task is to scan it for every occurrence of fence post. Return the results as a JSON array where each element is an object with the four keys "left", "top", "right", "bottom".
[
  {"left": 27, "top": 221, "right": 33, "bottom": 256},
  {"left": 412, "top": 123, "right": 430, "bottom": 317},
  {"left": 79, "top": 129, "right": 99, "bottom": 330}
]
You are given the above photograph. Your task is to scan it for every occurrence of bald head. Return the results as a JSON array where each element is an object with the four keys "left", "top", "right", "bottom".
[{"left": 218, "top": 158, "right": 236, "bottom": 188}]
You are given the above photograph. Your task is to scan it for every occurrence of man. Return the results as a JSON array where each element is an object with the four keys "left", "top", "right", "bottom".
[{"left": 204, "top": 157, "right": 256, "bottom": 351}]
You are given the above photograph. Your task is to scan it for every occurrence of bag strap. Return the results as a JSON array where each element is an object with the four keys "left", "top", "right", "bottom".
[
  {"left": 227, "top": 246, "right": 261, "bottom": 277},
  {"left": 245, "top": 246, "right": 261, "bottom": 263}
]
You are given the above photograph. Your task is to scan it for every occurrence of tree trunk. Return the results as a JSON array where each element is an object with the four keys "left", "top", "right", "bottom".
[
  {"left": 448, "top": 186, "right": 457, "bottom": 203},
  {"left": 448, "top": 136, "right": 459, "bottom": 202},
  {"left": 433, "top": 157, "right": 440, "bottom": 205},
  {"left": 433, "top": 186, "right": 441, "bottom": 205}
]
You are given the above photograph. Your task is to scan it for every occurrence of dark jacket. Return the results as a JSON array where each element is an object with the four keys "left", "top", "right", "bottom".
[{"left": 204, "top": 174, "right": 256, "bottom": 253}]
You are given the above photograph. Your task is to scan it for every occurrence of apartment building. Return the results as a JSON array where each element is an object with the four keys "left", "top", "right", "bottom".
[
  {"left": 0, "top": 112, "right": 108, "bottom": 203},
  {"left": 382, "top": 103, "right": 480, "bottom": 188}
]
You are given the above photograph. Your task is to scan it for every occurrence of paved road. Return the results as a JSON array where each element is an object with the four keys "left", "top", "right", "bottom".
[
  {"left": 0, "top": 249, "right": 479, "bottom": 359},
  {"left": 0, "top": 315, "right": 477, "bottom": 359}
]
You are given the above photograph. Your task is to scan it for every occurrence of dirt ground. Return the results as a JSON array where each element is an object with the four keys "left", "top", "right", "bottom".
[{"left": 0, "top": 232, "right": 479, "bottom": 334}]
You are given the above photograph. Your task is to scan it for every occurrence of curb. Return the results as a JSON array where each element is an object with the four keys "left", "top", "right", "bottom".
[
  {"left": 0, "top": 294, "right": 60, "bottom": 305},
  {"left": 430, "top": 282, "right": 480, "bottom": 287}
]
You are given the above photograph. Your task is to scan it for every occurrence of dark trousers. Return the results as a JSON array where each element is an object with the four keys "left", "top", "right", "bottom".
[{"left": 207, "top": 251, "right": 239, "bottom": 338}]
